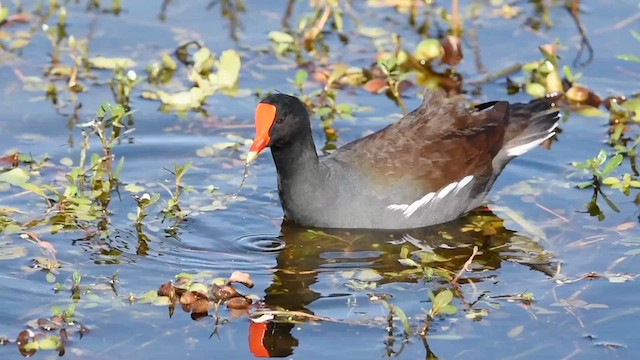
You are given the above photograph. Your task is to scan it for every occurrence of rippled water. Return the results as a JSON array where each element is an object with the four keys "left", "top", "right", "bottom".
[{"left": 1, "top": 0, "right": 640, "bottom": 359}]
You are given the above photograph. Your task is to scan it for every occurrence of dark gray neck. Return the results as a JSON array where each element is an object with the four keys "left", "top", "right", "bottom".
[{"left": 271, "top": 132, "right": 322, "bottom": 184}]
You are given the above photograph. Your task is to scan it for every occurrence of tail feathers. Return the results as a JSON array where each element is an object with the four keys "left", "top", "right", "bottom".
[{"left": 504, "top": 100, "right": 560, "bottom": 157}]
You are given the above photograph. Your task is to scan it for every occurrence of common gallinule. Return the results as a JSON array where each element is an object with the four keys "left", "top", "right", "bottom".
[{"left": 246, "top": 90, "right": 559, "bottom": 229}]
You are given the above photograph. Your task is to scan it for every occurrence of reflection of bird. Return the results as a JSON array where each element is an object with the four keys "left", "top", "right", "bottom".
[
  {"left": 254, "top": 215, "right": 559, "bottom": 357},
  {"left": 264, "top": 215, "right": 557, "bottom": 312},
  {"left": 247, "top": 90, "right": 559, "bottom": 229}
]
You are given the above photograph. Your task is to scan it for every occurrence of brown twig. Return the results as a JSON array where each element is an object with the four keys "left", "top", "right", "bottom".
[
  {"left": 451, "top": 246, "right": 479, "bottom": 285},
  {"left": 467, "top": 63, "right": 522, "bottom": 85},
  {"left": 593, "top": 12, "right": 640, "bottom": 34},
  {"left": 535, "top": 203, "right": 569, "bottom": 222},
  {"left": 304, "top": 4, "right": 331, "bottom": 44},
  {"left": 282, "top": 0, "right": 295, "bottom": 28},
  {"left": 419, "top": 315, "right": 433, "bottom": 338},
  {"left": 566, "top": 0, "right": 593, "bottom": 67},
  {"left": 451, "top": 0, "right": 462, "bottom": 36},
  {"left": 467, "top": 27, "right": 486, "bottom": 73}
]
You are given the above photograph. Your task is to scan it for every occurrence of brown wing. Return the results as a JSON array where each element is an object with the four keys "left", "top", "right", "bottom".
[{"left": 329, "top": 91, "right": 510, "bottom": 190}]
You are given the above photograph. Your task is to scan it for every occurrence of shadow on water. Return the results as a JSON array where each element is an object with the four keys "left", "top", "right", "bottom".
[{"left": 249, "top": 209, "right": 558, "bottom": 357}]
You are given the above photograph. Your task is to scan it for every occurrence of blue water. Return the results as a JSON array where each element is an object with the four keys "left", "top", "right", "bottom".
[{"left": 1, "top": 0, "right": 640, "bottom": 358}]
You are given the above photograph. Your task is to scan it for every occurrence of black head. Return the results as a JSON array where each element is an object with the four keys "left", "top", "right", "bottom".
[
  {"left": 247, "top": 94, "right": 312, "bottom": 163},
  {"left": 261, "top": 94, "right": 311, "bottom": 148}
]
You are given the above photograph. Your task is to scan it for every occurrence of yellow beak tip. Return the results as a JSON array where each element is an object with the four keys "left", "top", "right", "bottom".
[{"left": 246, "top": 151, "right": 259, "bottom": 164}]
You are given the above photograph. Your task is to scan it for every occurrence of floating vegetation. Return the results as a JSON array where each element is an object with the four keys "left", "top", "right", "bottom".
[{"left": 0, "top": 0, "right": 639, "bottom": 358}]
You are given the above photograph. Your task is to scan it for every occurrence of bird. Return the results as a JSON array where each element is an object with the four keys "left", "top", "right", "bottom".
[{"left": 245, "top": 90, "right": 560, "bottom": 230}]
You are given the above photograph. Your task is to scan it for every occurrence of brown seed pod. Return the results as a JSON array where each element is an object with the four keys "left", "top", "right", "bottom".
[
  {"left": 158, "top": 282, "right": 176, "bottom": 300},
  {"left": 440, "top": 35, "right": 463, "bottom": 66},
  {"left": 226, "top": 296, "right": 252, "bottom": 310},
  {"left": 59, "top": 328, "right": 68, "bottom": 341},
  {"left": 604, "top": 95, "right": 627, "bottom": 111},
  {"left": 180, "top": 291, "right": 197, "bottom": 305},
  {"left": 51, "top": 315, "right": 64, "bottom": 326},
  {"left": 362, "top": 78, "right": 388, "bottom": 94},
  {"left": 211, "top": 284, "right": 240, "bottom": 302},
  {"left": 191, "top": 299, "right": 211, "bottom": 314},
  {"left": 228, "top": 271, "right": 255, "bottom": 288},
  {"left": 16, "top": 330, "right": 32, "bottom": 346},
  {"left": 566, "top": 86, "right": 590, "bottom": 103},
  {"left": 37, "top": 318, "right": 60, "bottom": 331}
]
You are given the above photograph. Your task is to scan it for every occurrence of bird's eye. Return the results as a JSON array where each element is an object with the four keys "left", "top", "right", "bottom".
[{"left": 275, "top": 115, "right": 285, "bottom": 124}]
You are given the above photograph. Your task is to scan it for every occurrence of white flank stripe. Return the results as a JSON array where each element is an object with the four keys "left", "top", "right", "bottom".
[
  {"left": 436, "top": 182, "right": 457, "bottom": 200},
  {"left": 454, "top": 175, "right": 474, "bottom": 193},
  {"left": 387, "top": 204, "right": 408, "bottom": 211},
  {"left": 386, "top": 175, "right": 475, "bottom": 218},
  {"left": 403, "top": 192, "right": 435, "bottom": 217},
  {"left": 506, "top": 132, "right": 555, "bottom": 157}
]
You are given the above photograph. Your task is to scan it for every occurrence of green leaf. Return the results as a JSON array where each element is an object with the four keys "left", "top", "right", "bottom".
[
  {"left": 23, "top": 341, "right": 40, "bottom": 351},
  {"left": 576, "top": 106, "right": 607, "bottom": 118},
  {"left": 525, "top": 83, "right": 546, "bottom": 99},
  {"left": 176, "top": 272, "right": 194, "bottom": 281},
  {"left": 46, "top": 272, "right": 56, "bottom": 283},
  {"left": 315, "top": 107, "right": 332, "bottom": 117},
  {"left": 0, "top": 7, "right": 9, "bottom": 24},
  {"left": 577, "top": 181, "right": 593, "bottom": 189},
  {"left": 115, "top": 156, "right": 125, "bottom": 179},
  {"left": 439, "top": 304, "right": 458, "bottom": 315},
  {"left": 60, "top": 157, "right": 73, "bottom": 167},
  {"left": 562, "top": 65, "right": 574, "bottom": 82},
  {"left": 507, "top": 324, "right": 525, "bottom": 338},
  {"left": 155, "top": 296, "right": 172, "bottom": 306},
  {"left": 595, "top": 150, "right": 607, "bottom": 166},
  {"left": 210, "top": 50, "right": 241, "bottom": 88},
  {"left": 268, "top": 31, "right": 295, "bottom": 43},
  {"left": 415, "top": 39, "right": 443, "bottom": 62},
  {"left": 336, "top": 103, "right": 353, "bottom": 115},
  {"left": 10, "top": 37, "right": 31, "bottom": 50},
  {"left": 138, "top": 290, "right": 159, "bottom": 303},
  {"left": 21, "top": 183, "right": 47, "bottom": 197},
  {"left": 602, "top": 193, "right": 621, "bottom": 213},
  {"left": 0, "top": 168, "right": 30, "bottom": 186},
  {"left": 433, "top": 289, "right": 453, "bottom": 309},
  {"left": 295, "top": 69, "right": 309, "bottom": 88},
  {"left": 0, "top": 246, "right": 28, "bottom": 260},
  {"left": 332, "top": 10, "right": 343, "bottom": 33},
  {"left": 125, "top": 183, "right": 145, "bottom": 193},
  {"left": 618, "top": 54, "right": 640, "bottom": 63},
  {"left": 188, "top": 282, "right": 209, "bottom": 296},
  {"left": 390, "top": 304, "right": 411, "bottom": 336},
  {"left": 622, "top": 98, "right": 640, "bottom": 121},
  {"left": 193, "top": 47, "right": 213, "bottom": 73},
  {"left": 398, "top": 258, "right": 419, "bottom": 267},
  {"left": 2, "top": 224, "right": 23, "bottom": 234},
  {"left": 73, "top": 271, "right": 82, "bottom": 285},
  {"left": 399, "top": 245, "right": 410, "bottom": 259},
  {"left": 624, "top": 248, "right": 640, "bottom": 256},
  {"left": 356, "top": 269, "right": 382, "bottom": 281},
  {"left": 415, "top": 250, "right": 449, "bottom": 263},
  {"left": 156, "top": 88, "right": 206, "bottom": 110},
  {"left": 602, "top": 177, "right": 620, "bottom": 186},
  {"left": 37, "top": 335, "right": 61, "bottom": 350},
  {"left": 88, "top": 56, "right": 136, "bottom": 70},
  {"left": 601, "top": 154, "right": 623, "bottom": 177},
  {"left": 357, "top": 26, "right": 387, "bottom": 38}
]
